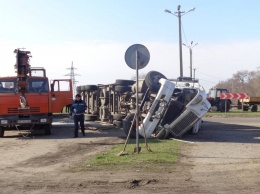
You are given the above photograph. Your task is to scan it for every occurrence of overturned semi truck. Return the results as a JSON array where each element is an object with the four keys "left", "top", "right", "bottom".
[{"left": 77, "top": 71, "right": 211, "bottom": 139}]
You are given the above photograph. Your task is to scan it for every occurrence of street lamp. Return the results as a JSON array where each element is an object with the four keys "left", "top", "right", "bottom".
[
  {"left": 183, "top": 41, "right": 198, "bottom": 78},
  {"left": 165, "top": 5, "right": 195, "bottom": 77}
]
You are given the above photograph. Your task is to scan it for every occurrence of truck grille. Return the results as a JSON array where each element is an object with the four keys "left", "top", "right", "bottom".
[
  {"left": 170, "top": 111, "right": 198, "bottom": 137},
  {"left": 8, "top": 107, "right": 40, "bottom": 114}
]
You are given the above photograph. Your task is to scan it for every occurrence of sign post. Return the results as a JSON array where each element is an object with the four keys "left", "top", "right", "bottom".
[{"left": 125, "top": 44, "right": 150, "bottom": 154}]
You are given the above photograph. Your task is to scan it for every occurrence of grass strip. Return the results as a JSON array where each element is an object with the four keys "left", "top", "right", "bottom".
[{"left": 82, "top": 139, "right": 181, "bottom": 172}]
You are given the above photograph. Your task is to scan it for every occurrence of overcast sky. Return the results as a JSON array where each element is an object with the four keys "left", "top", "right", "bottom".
[{"left": 0, "top": 0, "right": 260, "bottom": 92}]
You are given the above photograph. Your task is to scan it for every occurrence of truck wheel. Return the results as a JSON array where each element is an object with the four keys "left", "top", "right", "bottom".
[
  {"left": 113, "top": 113, "right": 123, "bottom": 121},
  {"left": 113, "top": 120, "right": 122, "bottom": 128},
  {"left": 114, "top": 86, "right": 132, "bottom": 93},
  {"left": 154, "top": 128, "right": 169, "bottom": 139},
  {"left": 84, "top": 85, "right": 98, "bottom": 92},
  {"left": 251, "top": 104, "right": 258, "bottom": 112},
  {"left": 115, "top": 79, "right": 135, "bottom": 86},
  {"left": 145, "top": 71, "right": 167, "bottom": 93},
  {"left": 0, "top": 127, "right": 5, "bottom": 137},
  {"left": 44, "top": 124, "right": 51, "bottom": 135},
  {"left": 85, "top": 114, "right": 98, "bottom": 121},
  {"left": 243, "top": 106, "right": 249, "bottom": 111},
  {"left": 211, "top": 106, "right": 218, "bottom": 112},
  {"left": 122, "top": 113, "right": 139, "bottom": 139},
  {"left": 219, "top": 101, "right": 231, "bottom": 112}
]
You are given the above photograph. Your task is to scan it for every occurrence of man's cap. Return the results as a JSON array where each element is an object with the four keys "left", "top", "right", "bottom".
[{"left": 75, "top": 94, "right": 81, "bottom": 98}]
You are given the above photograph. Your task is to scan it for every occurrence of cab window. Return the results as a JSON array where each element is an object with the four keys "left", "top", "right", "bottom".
[{"left": 0, "top": 80, "right": 16, "bottom": 93}]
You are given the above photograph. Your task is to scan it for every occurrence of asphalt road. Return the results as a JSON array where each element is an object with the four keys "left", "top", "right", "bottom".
[{"left": 180, "top": 116, "right": 260, "bottom": 194}]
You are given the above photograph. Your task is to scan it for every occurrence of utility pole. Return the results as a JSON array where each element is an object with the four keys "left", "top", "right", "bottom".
[
  {"left": 183, "top": 41, "right": 198, "bottom": 78},
  {"left": 165, "top": 5, "right": 195, "bottom": 77},
  {"left": 64, "top": 61, "right": 80, "bottom": 97}
]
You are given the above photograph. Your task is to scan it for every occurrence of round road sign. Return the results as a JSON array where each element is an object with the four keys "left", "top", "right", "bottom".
[{"left": 124, "top": 44, "right": 150, "bottom": 70}]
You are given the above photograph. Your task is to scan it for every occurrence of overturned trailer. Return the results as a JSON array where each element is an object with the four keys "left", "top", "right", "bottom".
[{"left": 77, "top": 71, "right": 211, "bottom": 139}]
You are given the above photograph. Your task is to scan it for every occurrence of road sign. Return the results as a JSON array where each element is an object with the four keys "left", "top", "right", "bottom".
[
  {"left": 220, "top": 93, "right": 249, "bottom": 99},
  {"left": 124, "top": 44, "right": 150, "bottom": 154},
  {"left": 124, "top": 44, "right": 150, "bottom": 70}
]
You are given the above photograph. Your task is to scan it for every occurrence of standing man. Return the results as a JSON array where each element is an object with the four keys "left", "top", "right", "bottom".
[{"left": 70, "top": 94, "right": 87, "bottom": 138}]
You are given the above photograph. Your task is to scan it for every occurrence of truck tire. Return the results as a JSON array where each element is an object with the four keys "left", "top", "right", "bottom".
[
  {"left": 145, "top": 71, "right": 167, "bottom": 93},
  {"left": 85, "top": 114, "right": 98, "bottom": 121},
  {"left": 219, "top": 100, "right": 231, "bottom": 112},
  {"left": 80, "top": 85, "right": 85, "bottom": 91},
  {"left": 84, "top": 85, "right": 98, "bottom": 92},
  {"left": 113, "top": 120, "right": 122, "bottom": 128},
  {"left": 251, "top": 104, "right": 258, "bottom": 112},
  {"left": 154, "top": 128, "right": 169, "bottom": 139},
  {"left": 44, "top": 124, "right": 51, "bottom": 135},
  {"left": 115, "top": 79, "right": 135, "bottom": 86},
  {"left": 243, "top": 106, "right": 249, "bottom": 111},
  {"left": 122, "top": 113, "right": 139, "bottom": 139},
  {"left": 114, "top": 86, "right": 131, "bottom": 93},
  {"left": 113, "top": 113, "right": 123, "bottom": 121},
  {"left": 0, "top": 127, "right": 5, "bottom": 137}
]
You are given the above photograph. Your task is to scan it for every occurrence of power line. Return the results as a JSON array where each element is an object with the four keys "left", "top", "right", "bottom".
[
  {"left": 198, "top": 78, "right": 218, "bottom": 84},
  {"left": 182, "top": 21, "right": 189, "bottom": 46},
  {"left": 64, "top": 61, "right": 80, "bottom": 97},
  {"left": 196, "top": 70, "right": 225, "bottom": 80}
]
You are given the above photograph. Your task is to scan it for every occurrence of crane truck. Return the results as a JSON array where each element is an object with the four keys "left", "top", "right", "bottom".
[{"left": 0, "top": 49, "right": 73, "bottom": 137}]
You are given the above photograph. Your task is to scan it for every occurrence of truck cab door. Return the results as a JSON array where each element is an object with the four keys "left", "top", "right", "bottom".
[{"left": 50, "top": 79, "right": 73, "bottom": 113}]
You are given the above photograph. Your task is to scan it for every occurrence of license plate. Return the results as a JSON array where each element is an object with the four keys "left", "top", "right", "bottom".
[{"left": 17, "top": 120, "right": 31, "bottom": 124}]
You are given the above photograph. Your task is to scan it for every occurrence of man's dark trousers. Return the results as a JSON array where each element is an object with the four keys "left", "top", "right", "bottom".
[{"left": 73, "top": 114, "right": 85, "bottom": 137}]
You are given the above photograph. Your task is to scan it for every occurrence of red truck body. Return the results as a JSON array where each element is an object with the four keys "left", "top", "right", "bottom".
[{"left": 0, "top": 49, "right": 73, "bottom": 137}]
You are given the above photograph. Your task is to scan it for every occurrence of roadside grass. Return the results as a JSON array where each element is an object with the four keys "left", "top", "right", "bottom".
[
  {"left": 81, "top": 139, "right": 181, "bottom": 172},
  {"left": 206, "top": 108, "right": 260, "bottom": 117}
]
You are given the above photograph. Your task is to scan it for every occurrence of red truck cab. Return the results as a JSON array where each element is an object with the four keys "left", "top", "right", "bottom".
[{"left": 0, "top": 49, "right": 73, "bottom": 137}]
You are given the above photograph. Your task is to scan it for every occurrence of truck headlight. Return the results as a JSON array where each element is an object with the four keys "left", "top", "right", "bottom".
[
  {"left": 191, "top": 95, "right": 203, "bottom": 105},
  {"left": 1, "top": 120, "right": 8, "bottom": 124},
  {"left": 40, "top": 118, "right": 47, "bottom": 122}
]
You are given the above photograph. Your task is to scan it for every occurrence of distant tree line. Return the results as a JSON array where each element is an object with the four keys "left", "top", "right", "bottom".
[{"left": 215, "top": 68, "right": 260, "bottom": 96}]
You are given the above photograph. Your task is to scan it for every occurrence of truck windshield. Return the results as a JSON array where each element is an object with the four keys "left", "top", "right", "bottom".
[
  {"left": 27, "top": 78, "right": 49, "bottom": 93},
  {"left": 0, "top": 79, "right": 16, "bottom": 93}
]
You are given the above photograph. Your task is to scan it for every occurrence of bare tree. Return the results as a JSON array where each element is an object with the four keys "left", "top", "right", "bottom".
[{"left": 215, "top": 69, "right": 258, "bottom": 96}]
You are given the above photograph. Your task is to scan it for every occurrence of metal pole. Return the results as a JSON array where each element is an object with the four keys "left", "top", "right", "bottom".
[
  {"left": 178, "top": 8, "right": 183, "bottom": 77},
  {"left": 193, "top": 68, "right": 196, "bottom": 80},
  {"left": 165, "top": 6, "right": 195, "bottom": 78},
  {"left": 135, "top": 50, "right": 140, "bottom": 154},
  {"left": 190, "top": 48, "right": 192, "bottom": 78}
]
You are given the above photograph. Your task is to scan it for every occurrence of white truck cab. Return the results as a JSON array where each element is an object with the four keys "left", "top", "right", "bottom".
[{"left": 138, "top": 72, "right": 211, "bottom": 139}]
